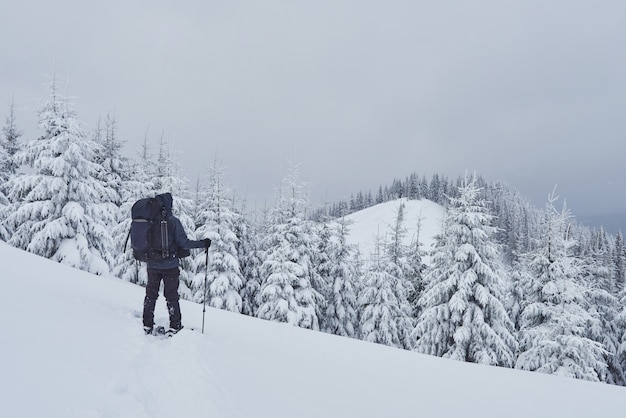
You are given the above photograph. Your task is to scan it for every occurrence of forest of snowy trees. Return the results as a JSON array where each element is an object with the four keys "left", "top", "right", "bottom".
[{"left": 2, "top": 83, "right": 626, "bottom": 386}]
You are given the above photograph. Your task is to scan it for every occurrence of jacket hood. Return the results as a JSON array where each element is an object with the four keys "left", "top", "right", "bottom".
[{"left": 155, "top": 192, "right": 173, "bottom": 213}]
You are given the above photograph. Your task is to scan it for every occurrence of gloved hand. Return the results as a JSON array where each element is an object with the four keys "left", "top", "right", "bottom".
[{"left": 203, "top": 238, "right": 212, "bottom": 248}]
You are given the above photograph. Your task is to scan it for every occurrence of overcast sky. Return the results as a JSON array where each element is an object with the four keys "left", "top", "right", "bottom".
[{"left": 2, "top": 0, "right": 626, "bottom": 223}]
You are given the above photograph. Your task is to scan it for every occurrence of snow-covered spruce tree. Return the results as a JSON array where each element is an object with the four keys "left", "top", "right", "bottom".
[
  {"left": 93, "top": 112, "right": 126, "bottom": 209},
  {"left": 111, "top": 134, "right": 156, "bottom": 286},
  {"left": 0, "top": 149, "right": 9, "bottom": 241},
  {"left": 579, "top": 228, "right": 623, "bottom": 385},
  {"left": 587, "top": 227, "right": 616, "bottom": 294},
  {"left": 314, "top": 218, "right": 334, "bottom": 331},
  {"left": 515, "top": 191, "right": 606, "bottom": 381},
  {"left": 193, "top": 159, "right": 243, "bottom": 312},
  {"left": 406, "top": 211, "right": 428, "bottom": 318},
  {"left": 304, "top": 216, "right": 331, "bottom": 325},
  {"left": 616, "top": 297, "right": 626, "bottom": 386},
  {"left": 237, "top": 200, "right": 263, "bottom": 317},
  {"left": 256, "top": 162, "right": 324, "bottom": 330},
  {"left": 611, "top": 232, "right": 626, "bottom": 385},
  {"left": 5, "top": 80, "right": 116, "bottom": 274},
  {"left": 92, "top": 113, "right": 126, "bottom": 254},
  {"left": 584, "top": 278, "right": 623, "bottom": 385},
  {"left": 506, "top": 256, "right": 531, "bottom": 334},
  {"left": 358, "top": 233, "right": 413, "bottom": 349},
  {"left": 411, "top": 175, "right": 517, "bottom": 367},
  {"left": 321, "top": 215, "right": 361, "bottom": 338},
  {"left": 381, "top": 202, "right": 416, "bottom": 348},
  {"left": 614, "top": 232, "right": 626, "bottom": 296},
  {"left": 1, "top": 97, "right": 23, "bottom": 181},
  {"left": 0, "top": 97, "right": 23, "bottom": 241}
]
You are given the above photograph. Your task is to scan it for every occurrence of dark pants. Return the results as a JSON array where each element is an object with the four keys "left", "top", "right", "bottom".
[{"left": 143, "top": 267, "right": 181, "bottom": 329}]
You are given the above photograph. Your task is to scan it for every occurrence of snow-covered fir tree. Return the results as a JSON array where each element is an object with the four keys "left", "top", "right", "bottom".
[
  {"left": 382, "top": 202, "right": 416, "bottom": 348},
  {"left": 0, "top": 155, "right": 9, "bottom": 241},
  {"left": 587, "top": 227, "right": 616, "bottom": 293},
  {"left": 611, "top": 233, "right": 626, "bottom": 384},
  {"left": 582, "top": 228, "right": 624, "bottom": 384},
  {"left": 0, "top": 134, "right": 9, "bottom": 239},
  {"left": 193, "top": 159, "right": 243, "bottom": 312},
  {"left": 91, "top": 112, "right": 126, "bottom": 251},
  {"left": 614, "top": 232, "right": 626, "bottom": 295},
  {"left": 616, "top": 298, "right": 626, "bottom": 385},
  {"left": 237, "top": 200, "right": 263, "bottom": 317},
  {"left": 585, "top": 280, "right": 624, "bottom": 385},
  {"left": 0, "top": 136, "right": 8, "bottom": 186},
  {"left": 5, "top": 79, "right": 117, "bottom": 274},
  {"left": 314, "top": 218, "right": 334, "bottom": 331},
  {"left": 93, "top": 112, "right": 126, "bottom": 208},
  {"left": 515, "top": 191, "right": 607, "bottom": 381},
  {"left": 1, "top": 97, "right": 23, "bottom": 181},
  {"left": 406, "top": 211, "right": 428, "bottom": 318},
  {"left": 0, "top": 97, "right": 23, "bottom": 241},
  {"left": 321, "top": 215, "right": 361, "bottom": 338},
  {"left": 506, "top": 256, "right": 531, "bottom": 333},
  {"left": 0, "top": 184, "right": 8, "bottom": 242},
  {"left": 411, "top": 175, "right": 517, "bottom": 366},
  {"left": 256, "top": 162, "right": 324, "bottom": 330},
  {"left": 358, "top": 233, "right": 413, "bottom": 349}
]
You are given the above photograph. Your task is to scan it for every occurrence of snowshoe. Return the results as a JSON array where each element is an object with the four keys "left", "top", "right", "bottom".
[
  {"left": 144, "top": 325, "right": 166, "bottom": 337},
  {"left": 166, "top": 325, "right": 183, "bottom": 338}
]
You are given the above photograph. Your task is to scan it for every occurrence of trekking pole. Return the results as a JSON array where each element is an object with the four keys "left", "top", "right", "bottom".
[{"left": 202, "top": 248, "right": 208, "bottom": 334}]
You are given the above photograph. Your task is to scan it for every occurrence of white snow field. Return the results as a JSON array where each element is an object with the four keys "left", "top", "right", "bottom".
[{"left": 2, "top": 198, "right": 626, "bottom": 417}]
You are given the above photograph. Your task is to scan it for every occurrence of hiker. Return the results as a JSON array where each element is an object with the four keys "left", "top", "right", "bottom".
[{"left": 141, "top": 193, "right": 211, "bottom": 336}]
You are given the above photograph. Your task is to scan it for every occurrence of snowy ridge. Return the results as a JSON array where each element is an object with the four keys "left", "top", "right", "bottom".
[{"left": 2, "top": 240, "right": 626, "bottom": 418}]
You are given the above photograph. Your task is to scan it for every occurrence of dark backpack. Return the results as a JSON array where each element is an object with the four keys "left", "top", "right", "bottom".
[{"left": 128, "top": 197, "right": 173, "bottom": 262}]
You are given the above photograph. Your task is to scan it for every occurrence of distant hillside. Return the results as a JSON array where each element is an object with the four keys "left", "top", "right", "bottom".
[{"left": 344, "top": 198, "right": 444, "bottom": 264}]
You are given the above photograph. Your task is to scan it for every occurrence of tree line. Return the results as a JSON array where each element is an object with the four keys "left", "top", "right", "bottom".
[{"left": 1, "top": 81, "right": 625, "bottom": 386}]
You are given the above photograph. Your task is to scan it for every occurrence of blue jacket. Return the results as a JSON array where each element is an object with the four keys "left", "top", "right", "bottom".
[{"left": 147, "top": 193, "right": 204, "bottom": 270}]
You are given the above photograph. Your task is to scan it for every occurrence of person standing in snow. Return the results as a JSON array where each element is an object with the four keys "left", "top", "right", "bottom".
[{"left": 142, "top": 193, "right": 211, "bottom": 336}]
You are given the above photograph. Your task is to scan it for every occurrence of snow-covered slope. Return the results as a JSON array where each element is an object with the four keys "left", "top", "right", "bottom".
[
  {"left": 2, "top": 239, "right": 626, "bottom": 418},
  {"left": 345, "top": 198, "right": 444, "bottom": 263}
]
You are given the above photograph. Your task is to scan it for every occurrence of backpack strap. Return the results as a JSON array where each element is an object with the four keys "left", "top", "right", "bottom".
[
  {"left": 123, "top": 226, "right": 131, "bottom": 253},
  {"left": 160, "top": 219, "right": 170, "bottom": 258}
]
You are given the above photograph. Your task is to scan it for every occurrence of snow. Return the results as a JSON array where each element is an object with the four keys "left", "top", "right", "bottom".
[
  {"left": 345, "top": 198, "right": 444, "bottom": 264},
  {"left": 2, "top": 235, "right": 626, "bottom": 418}
]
